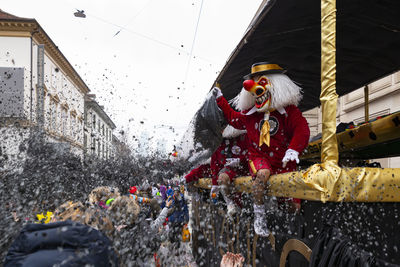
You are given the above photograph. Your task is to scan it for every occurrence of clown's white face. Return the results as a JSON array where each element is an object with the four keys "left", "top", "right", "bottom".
[{"left": 243, "top": 75, "right": 272, "bottom": 113}]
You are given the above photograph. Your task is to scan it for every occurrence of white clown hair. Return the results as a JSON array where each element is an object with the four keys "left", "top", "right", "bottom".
[
  {"left": 230, "top": 73, "right": 303, "bottom": 112},
  {"left": 222, "top": 125, "right": 247, "bottom": 139}
]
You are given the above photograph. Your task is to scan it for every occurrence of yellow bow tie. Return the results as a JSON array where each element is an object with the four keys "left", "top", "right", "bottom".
[{"left": 259, "top": 119, "right": 270, "bottom": 147}]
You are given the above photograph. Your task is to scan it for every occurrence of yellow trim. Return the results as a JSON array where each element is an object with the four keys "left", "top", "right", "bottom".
[
  {"left": 279, "top": 239, "right": 312, "bottom": 267},
  {"left": 259, "top": 118, "right": 271, "bottom": 146},
  {"left": 269, "top": 233, "right": 276, "bottom": 251},
  {"left": 246, "top": 222, "right": 251, "bottom": 265},
  {"left": 301, "top": 111, "right": 400, "bottom": 160},
  {"left": 364, "top": 86, "right": 369, "bottom": 122},
  {"left": 251, "top": 63, "right": 283, "bottom": 74},
  {"left": 195, "top": 164, "right": 400, "bottom": 202},
  {"left": 252, "top": 234, "right": 258, "bottom": 267},
  {"left": 249, "top": 160, "right": 257, "bottom": 175},
  {"left": 0, "top": 30, "right": 31, "bottom": 37},
  {"left": 70, "top": 110, "right": 77, "bottom": 117}
]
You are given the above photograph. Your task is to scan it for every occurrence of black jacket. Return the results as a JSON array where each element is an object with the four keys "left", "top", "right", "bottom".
[{"left": 4, "top": 220, "right": 118, "bottom": 267}]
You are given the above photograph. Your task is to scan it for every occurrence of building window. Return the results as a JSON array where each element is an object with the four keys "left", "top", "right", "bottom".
[
  {"left": 45, "top": 95, "right": 51, "bottom": 130},
  {"left": 61, "top": 108, "right": 68, "bottom": 137},
  {"left": 92, "top": 138, "right": 96, "bottom": 154},
  {"left": 92, "top": 114, "right": 96, "bottom": 130},
  {"left": 51, "top": 67, "right": 59, "bottom": 89},
  {"left": 79, "top": 120, "right": 83, "bottom": 142},
  {"left": 71, "top": 115, "right": 76, "bottom": 139},
  {"left": 84, "top": 133, "right": 87, "bottom": 151},
  {"left": 50, "top": 101, "right": 58, "bottom": 132}
]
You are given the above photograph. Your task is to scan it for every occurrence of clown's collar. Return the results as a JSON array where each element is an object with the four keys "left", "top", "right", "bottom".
[{"left": 242, "top": 106, "right": 286, "bottom": 116}]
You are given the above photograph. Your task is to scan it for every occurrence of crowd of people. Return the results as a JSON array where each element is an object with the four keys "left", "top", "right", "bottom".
[{"left": 4, "top": 183, "right": 193, "bottom": 267}]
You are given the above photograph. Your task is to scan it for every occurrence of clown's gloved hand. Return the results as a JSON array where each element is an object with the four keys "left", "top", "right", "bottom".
[
  {"left": 282, "top": 149, "right": 299, "bottom": 168},
  {"left": 225, "top": 158, "right": 240, "bottom": 168},
  {"left": 212, "top": 87, "right": 223, "bottom": 99}
]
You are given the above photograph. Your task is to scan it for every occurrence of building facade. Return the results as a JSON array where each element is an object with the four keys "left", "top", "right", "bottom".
[
  {"left": 0, "top": 9, "right": 99, "bottom": 167},
  {"left": 84, "top": 95, "right": 116, "bottom": 160},
  {"left": 304, "top": 71, "right": 400, "bottom": 168}
]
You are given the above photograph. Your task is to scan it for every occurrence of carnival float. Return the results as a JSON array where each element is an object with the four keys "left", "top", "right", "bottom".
[{"left": 177, "top": 0, "right": 400, "bottom": 266}]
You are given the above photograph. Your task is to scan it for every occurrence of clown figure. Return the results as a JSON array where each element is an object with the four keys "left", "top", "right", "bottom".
[{"left": 213, "top": 62, "right": 310, "bottom": 237}]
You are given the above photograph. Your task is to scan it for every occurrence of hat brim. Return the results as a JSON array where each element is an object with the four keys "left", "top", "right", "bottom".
[{"left": 243, "top": 69, "right": 286, "bottom": 80}]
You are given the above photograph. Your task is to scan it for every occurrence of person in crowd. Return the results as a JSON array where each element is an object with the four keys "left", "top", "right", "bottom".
[
  {"left": 213, "top": 62, "right": 310, "bottom": 236},
  {"left": 129, "top": 186, "right": 138, "bottom": 195},
  {"left": 54, "top": 200, "right": 114, "bottom": 238},
  {"left": 151, "top": 186, "right": 159, "bottom": 199},
  {"left": 159, "top": 185, "right": 167, "bottom": 201},
  {"left": 139, "top": 181, "right": 152, "bottom": 198},
  {"left": 166, "top": 187, "right": 189, "bottom": 250},
  {"left": 152, "top": 186, "right": 164, "bottom": 209},
  {"left": 108, "top": 195, "right": 173, "bottom": 266},
  {"left": 149, "top": 197, "right": 162, "bottom": 220},
  {"left": 88, "top": 186, "right": 121, "bottom": 209},
  {"left": 220, "top": 252, "right": 245, "bottom": 267}
]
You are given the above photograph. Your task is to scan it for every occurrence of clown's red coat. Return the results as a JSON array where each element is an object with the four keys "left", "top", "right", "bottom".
[
  {"left": 210, "top": 134, "right": 250, "bottom": 185},
  {"left": 185, "top": 135, "right": 250, "bottom": 185},
  {"left": 184, "top": 164, "right": 212, "bottom": 184},
  {"left": 217, "top": 96, "right": 310, "bottom": 174}
]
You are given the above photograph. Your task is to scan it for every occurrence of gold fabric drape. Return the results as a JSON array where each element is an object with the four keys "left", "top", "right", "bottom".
[{"left": 195, "top": 165, "right": 400, "bottom": 202}]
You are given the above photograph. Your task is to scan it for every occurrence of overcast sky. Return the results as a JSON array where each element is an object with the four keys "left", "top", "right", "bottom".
[{"left": 2, "top": 0, "right": 263, "bottom": 153}]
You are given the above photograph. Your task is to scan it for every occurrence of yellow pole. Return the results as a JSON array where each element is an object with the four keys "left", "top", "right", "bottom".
[
  {"left": 320, "top": 0, "right": 338, "bottom": 164},
  {"left": 364, "top": 85, "right": 370, "bottom": 164},
  {"left": 364, "top": 86, "right": 369, "bottom": 122}
]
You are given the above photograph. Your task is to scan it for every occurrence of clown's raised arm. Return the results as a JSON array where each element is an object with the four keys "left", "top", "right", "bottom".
[
  {"left": 284, "top": 105, "right": 310, "bottom": 154},
  {"left": 212, "top": 87, "right": 246, "bottom": 130}
]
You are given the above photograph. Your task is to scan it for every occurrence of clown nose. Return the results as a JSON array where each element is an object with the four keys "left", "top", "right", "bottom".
[{"left": 243, "top": 80, "right": 255, "bottom": 91}]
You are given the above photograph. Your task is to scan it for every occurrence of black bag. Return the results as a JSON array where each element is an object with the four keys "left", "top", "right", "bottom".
[{"left": 176, "top": 90, "right": 226, "bottom": 167}]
